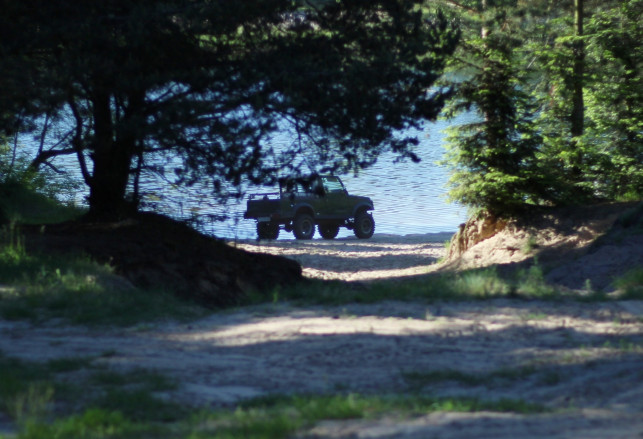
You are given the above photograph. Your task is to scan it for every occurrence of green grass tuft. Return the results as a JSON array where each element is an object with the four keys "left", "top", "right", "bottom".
[
  {"left": 260, "top": 264, "right": 572, "bottom": 307},
  {"left": 614, "top": 267, "right": 643, "bottom": 300},
  {"left": 192, "top": 393, "right": 545, "bottom": 439}
]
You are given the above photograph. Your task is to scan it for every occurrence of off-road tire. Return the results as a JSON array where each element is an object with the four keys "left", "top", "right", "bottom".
[
  {"left": 318, "top": 223, "right": 340, "bottom": 240},
  {"left": 354, "top": 212, "right": 375, "bottom": 239},
  {"left": 293, "top": 214, "right": 315, "bottom": 240},
  {"left": 257, "top": 222, "right": 279, "bottom": 240}
]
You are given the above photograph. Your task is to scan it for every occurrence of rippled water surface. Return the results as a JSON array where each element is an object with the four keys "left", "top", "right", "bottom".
[
  {"left": 211, "top": 114, "right": 472, "bottom": 239},
  {"left": 28, "top": 113, "right": 472, "bottom": 239}
]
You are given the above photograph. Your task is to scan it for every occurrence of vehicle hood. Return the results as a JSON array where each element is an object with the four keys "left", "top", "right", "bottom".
[{"left": 350, "top": 195, "right": 374, "bottom": 209}]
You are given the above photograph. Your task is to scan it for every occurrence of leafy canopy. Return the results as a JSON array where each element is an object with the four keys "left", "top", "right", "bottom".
[{"left": 0, "top": 0, "right": 459, "bottom": 219}]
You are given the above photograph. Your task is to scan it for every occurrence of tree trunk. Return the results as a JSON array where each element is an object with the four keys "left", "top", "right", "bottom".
[
  {"left": 570, "top": 0, "right": 584, "bottom": 139},
  {"left": 86, "top": 91, "right": 135, "bottom": 221}
]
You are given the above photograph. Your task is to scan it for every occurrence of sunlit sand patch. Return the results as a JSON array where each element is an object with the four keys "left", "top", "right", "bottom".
[
  {"left": 302, "top": 265, "right": 439, "bottom": 281},
  {"left": 232, "top": 233, "right": 448, "bottom": 281}
]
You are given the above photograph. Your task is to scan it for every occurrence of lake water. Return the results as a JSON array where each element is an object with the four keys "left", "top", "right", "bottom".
[
  {"left": 200, "top": 113, "right": 472, "bottom": 240},
  {"left": 24, "top": 113, "right": 472, "bottom": 239}
]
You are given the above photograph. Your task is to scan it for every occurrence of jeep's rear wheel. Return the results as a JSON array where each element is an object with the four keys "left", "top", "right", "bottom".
[
  {"left": 318, "top": 223, "right": 340, "bottom": 240},
  {"left": 293, "top": 214, "right": 315, "bottom": 240},
  {"left": 354, "top": 212, "right": 375, "bottom": 239},
  {"left": 257, "top": 222, "right": 279, "bottom": 240}
]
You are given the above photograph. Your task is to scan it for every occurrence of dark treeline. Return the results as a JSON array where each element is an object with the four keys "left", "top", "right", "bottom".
[
  {"left": 0, "top": 0, "right": 640, "bottom": 222},
  {"left": 0, "top": 0, "right": 459, "bottom": 220}
]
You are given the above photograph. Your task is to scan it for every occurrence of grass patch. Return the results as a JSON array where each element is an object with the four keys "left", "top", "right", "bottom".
[
  {"left": 260, "top": 264, "right": 570, "bottom": 307},
  {"left": 614, "top": 267, "right": 643, "bottom": 300},
  {"left": 513, "top": 263, "right": 557, "bottom": 298},
  {"left": 0, "top": 178, "right": 206, "bottom": 327},
  {"left": 258, "top": 268, "right": 513, "bottom": 306},
  {"left": 0, "top": 180, "right": 85, "bottom": 225},
  {"left": 1, "top": 353, "right": 547, "bottom": 439},
  {"left": 0, "top": 353, "right": 187, "bottom": 439},
  {"left": 93, "top": 389, "right": 186, "bottom": 423},
  {"left": 0, "top": 353, "right": 53, "bottom": 405},
  {"left": 0, "top": 357, "right": 545, "bottom": 439},
  {"left": 191, "top": 393, "right": 545, "bottom": 439},
  {"left": 522, "top": 234, "right": 539, "bottom": 254},
  {"left": 0, "top": 235, "right": 206, "bottom": 326}
]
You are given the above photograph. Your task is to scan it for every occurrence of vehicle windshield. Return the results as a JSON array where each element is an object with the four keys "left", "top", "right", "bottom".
[{"left": 321, "top": 176, "right": 345, "bottom": 193}]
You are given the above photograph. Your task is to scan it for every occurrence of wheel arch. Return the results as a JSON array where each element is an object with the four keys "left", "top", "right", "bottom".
[
  {"left": 352, "top": 202, "right": 373, "bottom": 218},
  {"left": 294, "top": 204, "right": 315, "bottom": 219}
]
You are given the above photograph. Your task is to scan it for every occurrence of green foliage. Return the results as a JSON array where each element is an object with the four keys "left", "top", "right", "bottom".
[
  {"left": 0, "top": 141, "right": 83, "bottom": 209},
  {"left": 514, "top": 263, "right": 557, "bottom": 298},
  {"left": 440, "top": 0, "right": 642, "bottom": 216},
  {"left": 192, "top": 393, "right": 544, "bottom": 438},
  {"left": 0, "top": 354, "right": 52, "bottom": 410},
  {"left": 0, "top": 223, "right": 27, "bottom": 264},
  {"left": 527, "top": 0, "right": 642, "bottom": 202},
  {"left": 583, "top": 0, "right": 643, "bottom": 200},
  {"left": 93, "top": 390, "right": 185, "bottom": 423},
  {"left": 17, "top": 409, "right": 137, "bottom": 439},
  {"left": 440, "top": 2, "right": 562, "bottom": 215},
  {"left": 0, "top": 140, "right": 84, "bottom": 225},
  {"left": 0, "top": 353, "right": 186, "bottom": 438},
  {"left": 0, "top": 181, "right": 84, "bottom": 226}
]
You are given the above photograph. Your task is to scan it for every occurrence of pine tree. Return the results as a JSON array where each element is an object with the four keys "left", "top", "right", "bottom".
[
  {"left": 440, "top": 1, "right": 555, "bottom": 215},
  {"left": 584, "top": 0, "right": 643, "bottom": 199}
]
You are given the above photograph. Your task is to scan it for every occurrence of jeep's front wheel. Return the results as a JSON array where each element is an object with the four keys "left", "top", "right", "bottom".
[
  {"left": 257, "top": 222, "right": 279, "bottom": 240},
  {"left": 354, "top": 212, "right": 375, "bottom": 239},
  {"left": 293, "top": 214, "right": 315, "bottom": 240},
  {"left": 318, "top": 223, "right": 340, "bottom": 240}
]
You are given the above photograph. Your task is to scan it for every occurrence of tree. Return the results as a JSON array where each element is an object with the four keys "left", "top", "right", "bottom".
[
  {"left": 0, "top": 0, "right": 459, "bottom": 220},
  {"left": 440, "top": 0, "right": 642, "bottom": 215},
  {"left": 531, "top": 0, "right": 642, "bottom": 200},
  {"left": 438, "top": 0, "right": 556, "bottom": 214},
  {"left": 583, "top": 0, "right": 643, "bottom": 199}
]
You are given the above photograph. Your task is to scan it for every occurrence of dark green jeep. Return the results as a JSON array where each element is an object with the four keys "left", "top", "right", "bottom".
[{"left": 244, "top": 175, "right": 375, "bottom": 240}]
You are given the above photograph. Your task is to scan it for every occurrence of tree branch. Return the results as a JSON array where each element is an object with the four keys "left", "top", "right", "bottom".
[
  {"left": 68, "top": 98, "right": 92, "bottom": 185},
  {"left": 29, "top": 147, "right": 76, "bottom": 170}
]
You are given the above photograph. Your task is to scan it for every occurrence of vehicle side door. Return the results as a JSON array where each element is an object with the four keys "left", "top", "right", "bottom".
[
  {"left": 320, "top": 176, "right": 352, "bottom": 218},
  {"left": 281, "top": 180, "right": 318, "bottom": 218}
]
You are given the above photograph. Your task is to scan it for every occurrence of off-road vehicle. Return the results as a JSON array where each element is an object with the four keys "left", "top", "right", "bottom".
[{"left": 244, "top": 175, "right": 375, "bottom": 240}]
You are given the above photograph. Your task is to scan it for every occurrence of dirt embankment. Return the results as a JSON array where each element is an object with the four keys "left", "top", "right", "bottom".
[
  {"left": 23, "top": 212, "right": 302, "bottom": 307},
  {"left": 441, "top": 201, "right": 643, "bottom": 291}
]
